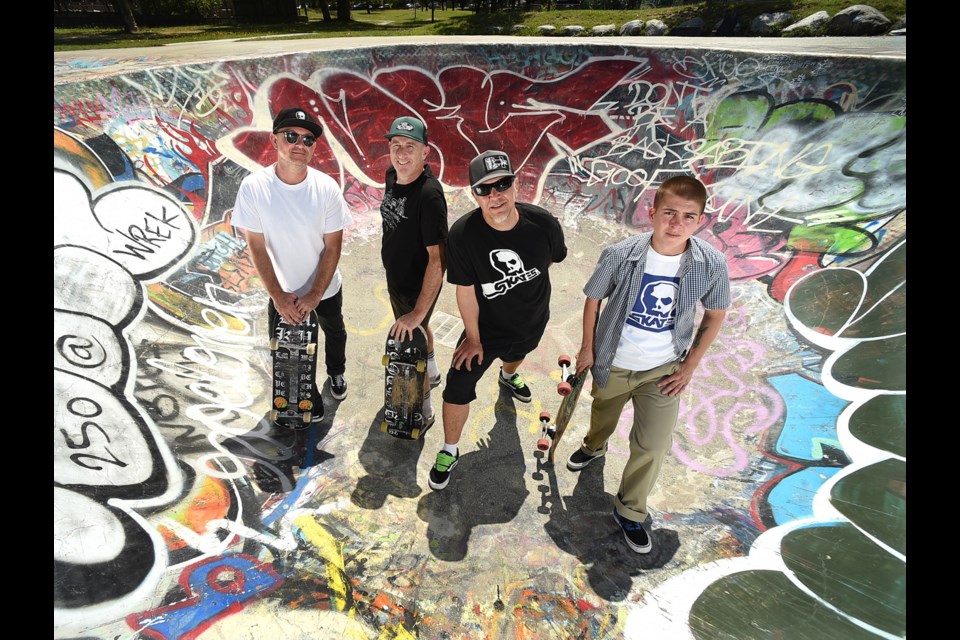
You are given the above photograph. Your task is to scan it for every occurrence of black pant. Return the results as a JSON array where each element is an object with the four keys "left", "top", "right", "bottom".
[{"left": 268, "top": 288, "right": 348, "bottom": 394}]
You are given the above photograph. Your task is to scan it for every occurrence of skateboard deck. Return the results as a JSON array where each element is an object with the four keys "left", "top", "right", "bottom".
[
  {"left": 269, "top": 309, "right": 320, "bottom": 429},
  {"left": 538, "top": 355, "right": 588, "bottom": 463},
  {"left": 380, "top": 325, "right": 430, "bottom": 440},
  {"left": 548, "top": 369, "right": 587, "bottom": 462}
]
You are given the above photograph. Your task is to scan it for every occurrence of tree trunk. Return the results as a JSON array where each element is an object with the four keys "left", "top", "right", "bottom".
[
  {"left": 110, "top": 0, "right": 139, "bottom": 33},
  {"left": 337, "top": 0, "right": 351, "bottom": 22},
  {"left": 318, "top": 0, "right": 332, "bottom": 20}
]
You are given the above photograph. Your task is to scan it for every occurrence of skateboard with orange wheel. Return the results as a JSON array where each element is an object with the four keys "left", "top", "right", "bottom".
[
  {"left": 380, "top": 325, "right": 431, "bottom": 440},
  {"left": 543, "top": 354, "right": 587, "bottom": 463},
  {"left": 269, "top": 309, "right": 320, "bottom": 429},
  {"left": 536, "top": 411, "right": 555, "bottom": 452}
]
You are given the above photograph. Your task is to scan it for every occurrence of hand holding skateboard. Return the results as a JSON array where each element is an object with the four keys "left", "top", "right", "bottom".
[{"left": 536, "top": 355, "right": 587, "bottom": 462}]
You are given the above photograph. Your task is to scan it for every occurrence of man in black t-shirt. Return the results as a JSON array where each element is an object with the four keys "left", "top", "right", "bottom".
[
  {"left": 428, "top": 150, "right": 567, "bottom": 490},
  {"left": 380, "top": 116, "right": 449, "bottom": 423}
]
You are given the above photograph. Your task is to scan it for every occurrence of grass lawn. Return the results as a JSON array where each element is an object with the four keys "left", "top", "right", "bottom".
[{"left": 54, "top": 2, "right": 907, "bottom": 51}]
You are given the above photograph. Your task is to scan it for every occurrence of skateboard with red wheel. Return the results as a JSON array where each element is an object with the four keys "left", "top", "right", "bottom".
[
  {"left": 541, "top": 354, "right": 587, "bottom": 463},
  {"left": 269, "top": 309, "right": 320, "bottom": 429},
  {"left": 380, "top": 325, "right": 431, "bottom": 440}
]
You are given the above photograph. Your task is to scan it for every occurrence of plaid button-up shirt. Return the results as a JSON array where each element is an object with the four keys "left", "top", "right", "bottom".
[{"left": 584, "top": 232, "right": 730, "bottom": 388}]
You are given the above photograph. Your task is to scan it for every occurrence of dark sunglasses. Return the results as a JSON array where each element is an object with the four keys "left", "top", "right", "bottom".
[
  {"left": 279, "top": 130, "right": 316, "bottom": 147},
  {"left": 472, "top": 176, "right": 515, "bottom": 197}
]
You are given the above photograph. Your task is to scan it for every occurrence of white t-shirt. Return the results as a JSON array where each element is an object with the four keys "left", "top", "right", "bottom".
[
  {"left": 611, "top": 247, "right": 683, "bottom": 371},
  {"left": 232, "top": 164, "right": 352, "bottom": 300}
]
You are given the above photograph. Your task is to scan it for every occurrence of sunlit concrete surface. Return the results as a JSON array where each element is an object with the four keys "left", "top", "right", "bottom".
[{"left": 54, "top": 35, "right": 906, "bottom": 639}]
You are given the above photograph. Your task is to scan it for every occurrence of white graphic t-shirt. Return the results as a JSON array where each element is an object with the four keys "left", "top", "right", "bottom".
[{"left": 611, "top": 247, "right": 682, "bottom": 371}]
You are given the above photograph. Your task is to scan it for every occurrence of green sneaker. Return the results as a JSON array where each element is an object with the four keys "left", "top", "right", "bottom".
[
  {"left": 498, "top": 368, "right": 532, "bottom": 403},
  {"left": 428, "top": 449, "right": 459, "bottom": 490}
]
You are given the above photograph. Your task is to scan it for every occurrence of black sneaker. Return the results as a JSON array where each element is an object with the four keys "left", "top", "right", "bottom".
[
  {"left": 429, "top": 372, "right": 442, "bottom": 389},
  {"left": 613, "top": 510, "right": 652, "bottom": 554},
  {"left": 498, "top": 369, "right": 532, "bottom": 403},
  {"left": 567, "top": 446, "right": 605, "bottom": 471},
  {"left": 309, "top": 389, "right": 324, "bottom": 423},
  {"left": 329, "top": 374, "right": 348, "bottom": 400},
  {"left": 428, "top": 449, "right": 459, "bottom": 490}
]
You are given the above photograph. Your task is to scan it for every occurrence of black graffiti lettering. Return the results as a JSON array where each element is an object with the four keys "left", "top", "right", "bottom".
[
  {"left": 57, "top": 334, "right": 106, "bottom": 368},
  {"left": 112, "top": 212, "right": 176, "bottom": 260},
  {"left": 70, "top": 448, "right": 129, "bottom": 471},
  {"left": 119, "top": 224, "right": 168, "bottom": 247},
  {"left": 145, "top": 205, "right": 181, "bottom": 230},
  {"left": 67, "top": 396, "right": 102, "bottom": 418},
  {"left": 138, "top": 338, "right": 162, "bottom": 360},
  {"left": 147, "top": 394, "right": 180, "bottom": 420},
  {"left": 60, "top": 421, "right": 111, "bottom": 450},
  {"left": 157, "top": 421, "right": 206, "bottom": 447}
]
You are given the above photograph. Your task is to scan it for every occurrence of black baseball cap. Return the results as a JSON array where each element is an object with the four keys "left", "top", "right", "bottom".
[
  {"left": 272, "top": 107, "right": 324, "bottom": 138},
  {"left": 469, "top": 150, "right": 515, "bottom": 188}
]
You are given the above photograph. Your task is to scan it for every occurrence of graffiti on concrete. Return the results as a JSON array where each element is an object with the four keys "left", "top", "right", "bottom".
[
  {"left": 54, "top": 43, "right": 905, "bottom": 638},
  {"left": 54, "top": 129, "right": 197, "bottom": 630}
]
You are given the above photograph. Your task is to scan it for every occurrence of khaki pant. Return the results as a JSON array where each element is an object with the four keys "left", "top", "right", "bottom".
[{"left": 579, "top": 362, "right": 680, "bottom": 522}]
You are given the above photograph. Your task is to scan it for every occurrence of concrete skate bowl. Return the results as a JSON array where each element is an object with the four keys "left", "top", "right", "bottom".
[{"left": 54, "top": 38, "right": 905, "bottom": 639}]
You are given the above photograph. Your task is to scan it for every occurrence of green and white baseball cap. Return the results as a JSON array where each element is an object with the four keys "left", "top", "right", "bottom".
[{"left": 385, "top": 116, "right": 428, "bottom": 144}]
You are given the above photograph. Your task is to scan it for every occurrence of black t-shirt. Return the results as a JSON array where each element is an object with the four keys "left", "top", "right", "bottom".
[
  {"left": 447, "top": 202, "right": 567, "bottom": 346},
  {"left": 380, "top": 165, "right": 449, "bottom": 298}
]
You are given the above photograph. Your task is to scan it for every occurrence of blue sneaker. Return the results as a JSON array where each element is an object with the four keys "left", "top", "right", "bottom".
[{"left": 613, "top": 510, "right": 652, "bottom": 554}]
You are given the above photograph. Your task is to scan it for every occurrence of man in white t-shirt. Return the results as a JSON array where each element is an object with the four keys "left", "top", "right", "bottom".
[
  {"left": 231, "top": 107, "right": 353, "bottom": 421},
  {"left": 567, "top": 176, "right": 730, "bottom": 554}
]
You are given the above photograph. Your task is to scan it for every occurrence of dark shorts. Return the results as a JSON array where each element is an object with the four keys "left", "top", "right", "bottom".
[
  {"left": 268, "top": 289, "right": 347, "bottom": 379},
  {"left": 388, "top": 285, "right": 440, "bottom": 328},
  {"left": 441, "top": 331, "right": 542, "bottom": 405}
]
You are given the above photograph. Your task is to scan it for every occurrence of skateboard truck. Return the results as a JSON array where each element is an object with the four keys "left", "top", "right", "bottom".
[
  {"left": 557, "top": 355, "right": 573, "bottom": 396},
  {"left": 536, "top": 411, "right": 556, "bottom": 451}
]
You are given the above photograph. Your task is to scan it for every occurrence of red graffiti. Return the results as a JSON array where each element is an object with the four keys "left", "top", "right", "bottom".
[{"left": 232, "top": 61, "right": 644, "bottom": 201}]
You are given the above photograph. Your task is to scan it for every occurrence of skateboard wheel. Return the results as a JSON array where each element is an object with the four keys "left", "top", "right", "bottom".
[
  {"left": 298, "top": 399, "right": 313, "bottom": 411},
  {"left": 537, "top": 438, "right": 550, "bottom": 451},
  {"left": 270, "top": 338, "right": 279, "bottom": 350},
  {"left": 416, "top": 360, "right": 426, "bottom": 373},
  {"left": 558, "top": 355, "right": 571, "bottom": 367},
  {"left": 306, "top": 343, "right": 317, "bottom": 356},
  {"left": 540, "top": 411, "right": 550, "bottom": 421},
  {"left": 411, "top": 428, "right": 420, "bottom": 440},
  {"left": 274, "top": 397, "right": 288, "bottom": 409},
  {"left": 382, "top": 354, "right": 390, "bottom": 367},
  {"left": 270, "top": 409, "right": 278, "bottom": 422},
  {"left": 558, "top": 381, "right": 572, "bottom": 396},
  {"left": 302, "top": 412, "right": 311, "bottom": 423},
  {"left": 380, "top": 421, "right": 388, "bottom": 433}
]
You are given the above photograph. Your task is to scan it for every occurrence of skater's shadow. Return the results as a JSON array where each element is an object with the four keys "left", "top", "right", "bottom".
[
  {"left": 219, "top": 395, "right": 340, "bottom": 496},
  {"left": 534, "top": 453, "right": 680, "bottom": 601},
  {"left": 415, "top": 395, "right": 529, "bottom": 561},
  {"left": 351, "top": 406, "right": 427, "bottom": 509}
]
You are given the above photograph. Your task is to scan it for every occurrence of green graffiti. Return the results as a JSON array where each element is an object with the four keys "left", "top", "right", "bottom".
[
  {"left": 690, "top": 568, "right": 878, "bottom": 640},
  {"left": 833, "top": 334, "right": 906, "bottom": 391},
  {"left": 783, "top": 522, "right": 905, "bottom": 636},
  {"left": 831, "top": 459, "right": 906, "bottom": 555},
  {"left": 849, "top": 395, "right": 906, "bottom": 457},
  {"left": 787, "top": 221, "right": 875, "bottom": 254}
]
